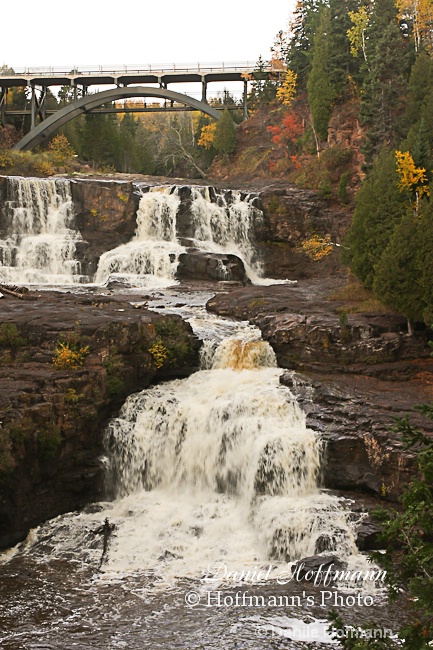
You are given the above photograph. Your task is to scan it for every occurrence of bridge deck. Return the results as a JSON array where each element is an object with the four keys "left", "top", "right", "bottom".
[{"left": 0, "top": 62, "right": 274, "bottom": 88}]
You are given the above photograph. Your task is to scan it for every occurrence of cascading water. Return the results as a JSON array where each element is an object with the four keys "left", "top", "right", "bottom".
[
  {"left": 187, "top": 187, "right": 264, "bottom": 281},
  {"left": 94, "top": 185, "right": 267, "bottom": 287},
  {"left": 99, "top": 324, "right": 365, "bottom": 581},
  {"left": 0, "top": 177, "right": 82, "bottom": 285},
  {"left": 94, "top": 187, "right": 185, "bottom": 288}
]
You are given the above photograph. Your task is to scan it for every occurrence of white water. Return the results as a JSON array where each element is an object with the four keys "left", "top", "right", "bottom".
[
  {"left": 94, "top": 187, "right": 184, "bottom": 288},
  {"left": 4, "top": 309, "right": 374, "bottom": 594},
  {"left": 0, "top": 178, "right": 289, "bottom": 288},
  {"left": 0, "top": 177, "right": 82, "bottom": 285}
]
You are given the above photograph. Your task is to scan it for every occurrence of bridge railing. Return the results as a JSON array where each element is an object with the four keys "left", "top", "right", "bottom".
[{"left": 0, "top": 61, "right": 272, "bottom": 77}]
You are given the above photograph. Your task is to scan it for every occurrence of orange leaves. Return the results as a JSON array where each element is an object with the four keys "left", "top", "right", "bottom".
[{"left": 267, "top": 111, "right": 303, "bottom": 145}]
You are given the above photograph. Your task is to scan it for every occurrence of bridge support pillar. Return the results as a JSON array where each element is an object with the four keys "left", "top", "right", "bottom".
[
  {"left": 201, "top": 80, "right": 207, "bottom": 103},
  {"left": 31, "top": 86, "right": 47, "bottom": 130},
  {"left": 243, "top": 80, "right": 248, "bottom": 120},
  {"left": 0, "top": 87, "right": 6, "bottom": 127}
]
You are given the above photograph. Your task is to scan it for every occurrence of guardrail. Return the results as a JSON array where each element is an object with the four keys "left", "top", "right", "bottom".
[{"left": 0, "top": 61, "right": 270, "bottom": 77}]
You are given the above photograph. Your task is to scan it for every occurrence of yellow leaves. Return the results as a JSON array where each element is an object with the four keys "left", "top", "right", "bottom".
[
  {"left": 276, "top": 69, "right": 297, "bottom": 107},
  {"left": 297, "top": 234, "right": 333, "bottom": 261},
  {"left": 48, "top": 134, "right": 75, "bottom": 165},
  {"left": 395, "top": 150, "right": 430, "bottom": 198},
  {"left": 53, "top": 341, "right": 90, "bottom": 370},
  {"left": 148, "top": 339, "right": 169, "bottom": 368},
  {"left": 198, "top": 123, "right": 217, "bottom": 149},
  {"left": 395, "top": 0, "right": 433, "bottom": 51},
  {"left": 347, "top": 7, "right": 369, "bottom": 58}
]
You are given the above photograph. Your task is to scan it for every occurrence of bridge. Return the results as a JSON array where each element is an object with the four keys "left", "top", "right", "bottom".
[{"left": 1, "top": 61, "right": 279, "bottom": 150}]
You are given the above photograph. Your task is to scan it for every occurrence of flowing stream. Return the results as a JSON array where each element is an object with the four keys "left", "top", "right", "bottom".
[{"left": 0, "top": 178, "right": 393, "bottom": 648}]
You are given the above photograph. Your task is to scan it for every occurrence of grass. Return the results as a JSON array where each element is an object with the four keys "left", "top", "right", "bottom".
[{"left": 328, "top": 280, "right": 392, "bottom": 314}]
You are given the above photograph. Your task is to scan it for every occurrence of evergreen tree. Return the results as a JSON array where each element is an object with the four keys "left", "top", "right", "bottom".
[
  {"left": 373, "top": 211, "right": 425, "bottom": 322},
  {"left": 213, "top": 108, "right": 237, "bottom": 155},
  {"left": 81, "top": 112, "right": 120, "bottom": 168},
  {"left": 287, "top": 0, "right": 326, "bottom": 87},
  {"left": 328, "top": 0, "right": 364, "bottom": 93},
  {"left": 306, "top": 7, "right": 337, "bottom": 141},
  {"left": 249, "top": 56, "right": 277, "bottom": 109},
  {"left": 343, "top": 146, "right": 407, "bottom": 287},
  {"left": 117, "top": 113, "right": 140, "bottom": 173},
  {"left": 359, "top": 0, "right": 410, "bottom": 165},
  {"left": 403, "top": 50, "right": 433, "bottom": 129}
]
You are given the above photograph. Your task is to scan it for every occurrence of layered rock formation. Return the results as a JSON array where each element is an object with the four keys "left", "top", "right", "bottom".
[{"left": 0, "top": 292, "right": 200, "bottom": 548}]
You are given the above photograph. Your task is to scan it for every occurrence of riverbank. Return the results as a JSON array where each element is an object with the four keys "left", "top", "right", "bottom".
[{"left": 0, "top": 290, "right": 200, "bottom": 548}]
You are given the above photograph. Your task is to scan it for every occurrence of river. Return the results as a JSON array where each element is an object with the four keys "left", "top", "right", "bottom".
[{"left": 0, "top": 178, "right": 398, "bottom": 648}]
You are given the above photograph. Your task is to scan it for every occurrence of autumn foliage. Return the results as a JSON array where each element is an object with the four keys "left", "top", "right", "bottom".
[{"left": 267, "top": 111, "right": 303, "bottom": 146}]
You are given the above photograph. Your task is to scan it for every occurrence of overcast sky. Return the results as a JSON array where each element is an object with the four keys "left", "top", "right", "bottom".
[{"left": 2, "top": 1, "right": 296, "bottom": 69}]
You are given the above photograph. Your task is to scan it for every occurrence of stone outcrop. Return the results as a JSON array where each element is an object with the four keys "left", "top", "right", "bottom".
[
  {"left": 206, "top": 281, "right": 430, "bottom": 373},
  {"left": 71, "top": 179, "right": 140, "bottom": 276},
  {"left": 176, "top": 250, "right": 248, "bottom": 282},
  {"left": 279, "top": 370, "right": 433, "bottom": 500},
  {"left": 255, "top": 187, "right": 350, "bottom": 280},
  {"left": 0, "top": 292, "right": 200, "bottom": 549}
]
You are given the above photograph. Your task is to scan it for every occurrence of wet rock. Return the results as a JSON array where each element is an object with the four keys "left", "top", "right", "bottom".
[
  {"left": 292, "top": 555, "right": 347, "bottom": 583},
  {"left": 176, "top": 251, "right": 248, "bottom": 283},
  {"left": 355, "top": 519, "right": 383, "bottom": 551},
  {"left": 206, "top": 281, "right": 429, "bottom": 373}
]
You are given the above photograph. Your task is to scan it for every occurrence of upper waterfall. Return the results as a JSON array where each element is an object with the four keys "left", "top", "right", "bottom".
[
  {"left": 94, "top": 187, "right": 184, "bottom": 288},
  {"left": 0, "top": 177, "right": 82, "bottom": 285}
]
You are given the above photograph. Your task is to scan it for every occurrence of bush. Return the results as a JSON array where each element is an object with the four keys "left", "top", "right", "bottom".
[{"left": 53, "top": 333, "right": 90, "bottom": 370}]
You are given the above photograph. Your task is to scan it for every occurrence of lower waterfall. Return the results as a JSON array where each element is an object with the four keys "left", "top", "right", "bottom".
[{"left": 100, "top": 326, "right": 363, "bottom": 580}]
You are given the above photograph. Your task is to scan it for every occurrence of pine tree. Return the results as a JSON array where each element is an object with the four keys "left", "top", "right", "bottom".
[
  {"left": 307, "top": 7, "right": 337, "bottom": 141},
  {"left": 213, "top": 108, "right": 237, "bottom": 156},
  {"left": 373, "top": 211, "right": 425, "bottom": 322},
  {"left": 343, "top": 146, "right": 407, "bottom": 287},
  {"left": 360, "top": 28, "right": 408, "bottom": 163},
  {"left": 249, "top": 56, "right": 277, "bottom": 109},
  {"left": 286, "top": 0, "right": 326, "bottom": 86}
]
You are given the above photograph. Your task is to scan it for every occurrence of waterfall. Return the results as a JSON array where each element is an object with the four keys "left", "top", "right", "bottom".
[
  {"left": 188, "top": 187, "right": 263, "bottom": 280},
  {"left": 0, "top": 177, "right": 82, "bottom": 285},
  {"left": 0, "top": 179, "right": 280, "bottom": 287},
  {"left": 94, "top": 187, "right": 184, "bottom": 288},
  {"left": 94, "top": 185, "right": 271, "bottom": 287},
  {"left": 102, "top": 330, "right": 362, "bottom": 576}
]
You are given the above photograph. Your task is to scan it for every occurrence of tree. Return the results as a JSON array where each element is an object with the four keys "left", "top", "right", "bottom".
[
  {"left": 347, "top": 6, "right": 370, "bottom": 66},
  {"left": 360, "top": 18, "right": 409, "bottom": 164},
  {"left": 249, "top": 56, "right": 277, "bottom": 109},
  {"left": 307, "top": 7, "right": 337, "bottom": 141},
  {"left": 197, "top": 122, "right": 217, "bottom": 150},
  {"left": 373, "top": 211, "right": 425, "bottom": 323},
  {"left": 276, "top": 69, "right": 298, "bottom": 107},
  {"left": 396, "top": 0, "right": 433, "bottom": 52},
  {"left": 213, "top": 108, "right": 237, "bottom": 156},
  {"left": 48, "top": 134, "right": 76, "bottom": 166},
  {"left": 395, "top": 149, "right": 430, "bottom": 213},
  {"left": 287, "top": 0, "right": 327, "bottom": 87},
  {"left": 343, "top": 147, "right": 407, "bottom": 287}
]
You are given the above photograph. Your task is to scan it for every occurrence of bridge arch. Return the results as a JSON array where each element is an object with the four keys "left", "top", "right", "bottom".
[{"left": 13, "top": 86, "right": 221, "bottom": 151}]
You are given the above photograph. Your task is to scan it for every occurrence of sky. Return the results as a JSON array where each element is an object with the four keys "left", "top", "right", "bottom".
[{"left": 2, "top": 1, "right": 296, "bottom": 69}]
